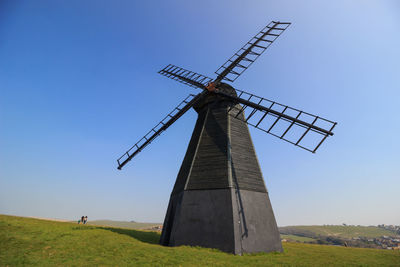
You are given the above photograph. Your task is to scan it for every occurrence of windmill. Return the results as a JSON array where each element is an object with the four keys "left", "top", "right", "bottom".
[{"left": 116, "top": 21, "right": 336, "bottom": 254}]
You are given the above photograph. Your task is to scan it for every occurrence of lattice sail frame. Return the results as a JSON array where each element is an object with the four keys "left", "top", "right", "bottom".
[
  {"left": 159, "top": 64, "right": 212, "bottom": 89},
  {"left": 226, "top": 89, "right": 337, "bottom": 153},
  {"left": 117, "top": 93, "right": 204, "bottom": 169},
  {"left": 215, "top": 21, "right": 291, "bottom": 83}
]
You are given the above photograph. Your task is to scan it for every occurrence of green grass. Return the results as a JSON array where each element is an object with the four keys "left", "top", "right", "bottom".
[
  {"left": 87, "top": 220, "right": 161, "bottom": 230},
  {"left": 280, "top": 234, "right": 316, "bottom": 243},
  {"left": 280, "top": 225, "right": 396, "bottom": 239},
  {"left": 1, "top": 215, "right": 399, "bottom": 266}
]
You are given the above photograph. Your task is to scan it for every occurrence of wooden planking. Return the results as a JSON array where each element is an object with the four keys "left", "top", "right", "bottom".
[
  {"left": 186, "top": 105, "right": 230, "bottom": 190},
  {"left": 229, "top": 105, "right": 267, "bottom": 193},
  {"left": 171, "top": 86, "right": 268, "bottom": 193}
]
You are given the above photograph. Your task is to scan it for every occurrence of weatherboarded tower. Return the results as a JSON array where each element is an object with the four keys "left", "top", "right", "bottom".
[{"left": 159, "top": 85, "right": 282, "bottom": 254}]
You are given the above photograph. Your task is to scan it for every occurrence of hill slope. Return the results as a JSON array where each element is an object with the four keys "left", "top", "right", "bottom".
[
  {"left": 87, "top": 220, "right": 161, "bottom": 230},
  {"left": 1, "top": 215, "right": 399, "bottom": 266}
]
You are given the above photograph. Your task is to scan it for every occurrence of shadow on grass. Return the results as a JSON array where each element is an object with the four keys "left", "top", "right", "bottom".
[{"left": 100, "top": 227, "right": 161, "bottom": 245}]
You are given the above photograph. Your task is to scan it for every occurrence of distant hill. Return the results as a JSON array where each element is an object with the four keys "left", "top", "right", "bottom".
[
  {"left": 87, "top": 219, "right": 161, "bottom": 230},
  {"left": 1, "top": 215, "right": 399, "bottom": 266},
  {"left": 279, "top": 225, "right": 395, "bottom": 239}
]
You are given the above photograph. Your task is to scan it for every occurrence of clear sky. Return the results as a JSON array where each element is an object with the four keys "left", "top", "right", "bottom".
[{"left": 1, "top": 0, "right": 399, "bottom": 226}]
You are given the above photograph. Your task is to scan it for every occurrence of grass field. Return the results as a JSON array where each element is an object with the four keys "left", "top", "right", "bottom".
[
  {"left": 280, "top": 225, "right": 396, "bottom": 239},
  {"left": 1, "top": 215, "right": 399, "bottom": 266}
]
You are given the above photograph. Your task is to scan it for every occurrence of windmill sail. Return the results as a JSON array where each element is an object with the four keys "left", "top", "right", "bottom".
[
  {"left": 216, "top": 89, "right": 336, "bottom": 153},
  {"left": 215, "top": 21, "right": 291, "bottom": 83},
  {"left": 158, "top": 64, "right": 212, "bottom": 90},
  {"left": 117, "top": 92, "right": 206, "bottom": 169}
]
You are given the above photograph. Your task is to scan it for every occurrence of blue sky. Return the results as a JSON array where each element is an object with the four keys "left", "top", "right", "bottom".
[{"left": 1, "top": 0, "right": 399, "bottom": 225}]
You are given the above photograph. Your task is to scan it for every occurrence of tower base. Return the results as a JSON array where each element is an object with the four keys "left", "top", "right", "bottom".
[{"left": 160, "top": 188, "right": 282, "bottom": 254}]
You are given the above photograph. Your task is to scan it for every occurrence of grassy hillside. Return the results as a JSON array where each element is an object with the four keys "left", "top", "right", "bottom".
[
  {"left": 1, "top": 215, "right": 399, "bottom": 266},
  {"left": 280, "top": 225, "right": 396, "bottom": 239},
  {"left": 87, "top": 220, "right": 160, "bottom": 230}
]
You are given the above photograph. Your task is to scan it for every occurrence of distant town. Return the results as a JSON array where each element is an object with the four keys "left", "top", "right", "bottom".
[
  {"left": 378, "top": 224, "right": 400, "bottom": 234},
  {"left": 280, "top": 224, "right": 400, "bottom": 250}
]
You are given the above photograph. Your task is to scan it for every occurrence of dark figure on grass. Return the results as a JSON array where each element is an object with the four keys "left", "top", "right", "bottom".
[{"left": 78, "top": 216, "right": 88, "bottom": 224}]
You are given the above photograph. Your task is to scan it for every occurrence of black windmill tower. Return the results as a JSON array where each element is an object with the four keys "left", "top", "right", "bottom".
[{"left": 117, "top": 21, "right": 336, "bottom": 254}]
